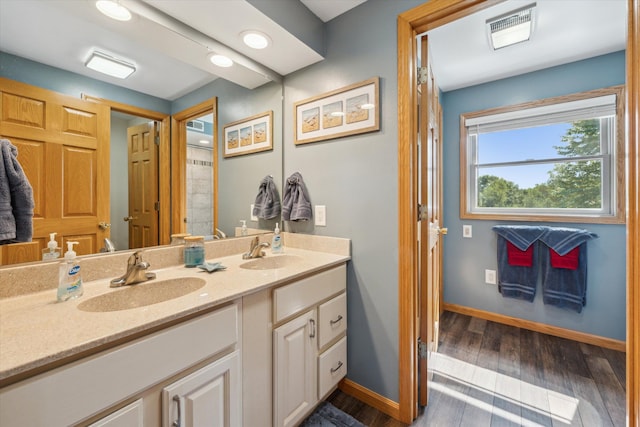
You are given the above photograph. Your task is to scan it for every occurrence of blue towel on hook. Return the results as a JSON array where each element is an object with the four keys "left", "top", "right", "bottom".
[
  {"left": 539, "top": 227, "right": 597, "bottom": 313},
  {"left": 253, "top": 175, "right": 281, "bottom": 220},
  {"left": 492, "top": 225, "right": 547, "bottom": 302}
]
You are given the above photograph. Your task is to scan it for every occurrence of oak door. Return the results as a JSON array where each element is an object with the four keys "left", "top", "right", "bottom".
[
  {"left": 127, "top": 121, "right": 159, "bottom": 249},
  {"left": 0, "top": 77, "right": 110, "bottom": 264},
  {"left": 418, "top": 34, "right": 446, "bottom": 407}
]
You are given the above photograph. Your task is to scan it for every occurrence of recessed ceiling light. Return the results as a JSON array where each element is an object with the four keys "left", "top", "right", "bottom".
[
  {"left": 209, "top": 54, "right": 233, "bottom": 68},
  {"left": 199, "top": 139, "right": 210, "bottom": 145},
  {"left": 95, "top": 0, "right": 132, "bottom": 21},
  {"left": 487, "top": 3, "right": 536, "bottom": 50},
  {"left": 241, "top": 31, "right": 271, "bottom": 49},
  {"left": 86, "top": 51, "right": 136, "bottom": 79}
]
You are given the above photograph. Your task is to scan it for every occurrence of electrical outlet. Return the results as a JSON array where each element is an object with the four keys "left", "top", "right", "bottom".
[
  {"left": 485, "top": 269, "right": 497, "bottom": 285},
  {"left": 463, "top": 224, "right": 472, "bottom": 238},
  {"left": 250, "top": 204, "right": 258, "bottom": 221},
  {"left": 315, "top": 205, "right": 326, "bottom": 226}
]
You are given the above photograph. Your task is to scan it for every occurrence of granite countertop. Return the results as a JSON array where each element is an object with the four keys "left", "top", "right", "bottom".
[{"left": 0, "top": 247, "right": 349, "bottom": 384}]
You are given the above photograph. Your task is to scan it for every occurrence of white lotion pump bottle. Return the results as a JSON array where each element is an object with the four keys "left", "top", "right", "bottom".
[{"left": 57, "top": 241, "right": 84, "bottom": 302}]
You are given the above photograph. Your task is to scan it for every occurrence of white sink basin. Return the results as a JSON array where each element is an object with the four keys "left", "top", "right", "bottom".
[
  {"left": 77, "top": 277, "right": 206, "bottom": 312},
  {"left": 239, "top": 255, "right": 303, "bottom": 270}
]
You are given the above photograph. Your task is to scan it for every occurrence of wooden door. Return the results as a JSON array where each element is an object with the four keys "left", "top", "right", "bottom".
[
  {"left": 273, "top": 310, "right": 317, "bottom": 427},
  {"left": 0, "top": 78, "right": 110, "bottom": 264},
  {"left": 127, "top": 122, "right": 159, "bottom": 249},
  {"left": 163, "top": 352, "right": 241, "bottom": 427},
  {"left": 417, "top": 34, "right": 445, "bottom": 407}
]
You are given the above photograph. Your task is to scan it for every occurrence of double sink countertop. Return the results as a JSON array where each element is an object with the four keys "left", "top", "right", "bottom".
[{"left": 0, "top": 235, "right": 350, "bottom": 386}]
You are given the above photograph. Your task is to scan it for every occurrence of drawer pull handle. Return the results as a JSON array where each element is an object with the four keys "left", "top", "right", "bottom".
[
  {"left": 309, "top": 319, "right": 316, "bottom": 338},
  {"left": 172, "top": 395, "right": 182, "bottom": 427},
  {"left": 330, "top": 315, "right": 343, "bottom": 325},
  {"left": 331, "top": 361, "right": 344, "bottom": 374}
]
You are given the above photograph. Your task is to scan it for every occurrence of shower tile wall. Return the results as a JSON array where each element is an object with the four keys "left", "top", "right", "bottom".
[{"left": 186, "top": 146, "right": 214, "bottom": 236}]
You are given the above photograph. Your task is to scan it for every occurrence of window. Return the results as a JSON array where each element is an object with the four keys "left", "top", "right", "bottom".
[{"left": 460, "top": 86, "right": 625, "bottom": 223}]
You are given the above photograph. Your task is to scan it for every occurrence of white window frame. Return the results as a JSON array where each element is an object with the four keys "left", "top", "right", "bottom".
[{"left": 459, "top": 86, "right": 625, "bottom": 224}]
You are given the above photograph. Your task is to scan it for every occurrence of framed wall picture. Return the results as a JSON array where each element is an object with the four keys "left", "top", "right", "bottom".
[
  {"left": 223, "top": 110, "right": 273, "bottom": 157},
  {"left": 294, "top": 77, "right": 379, "bottom": 145}
]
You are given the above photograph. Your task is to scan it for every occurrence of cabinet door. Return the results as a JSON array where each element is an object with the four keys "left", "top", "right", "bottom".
[
  {"left": 163, "top": 351, "right": 241, "bottom": 427},
  {"left": 88, "top": 399, "right": 143, "bottom": 427},
  {"left": 273, "top": 310, "right": 317, "bottom": 427}
]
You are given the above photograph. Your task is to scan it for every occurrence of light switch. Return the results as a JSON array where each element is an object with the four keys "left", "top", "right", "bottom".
[
  {"left": 250, "top": 204, "right": 258, "bottom": 221},
  {"left": 463, "top": 225, "right": 472, "bottom": 238},
  {"left": 315, "top": 205, "right": 326, "bottom": 226}
]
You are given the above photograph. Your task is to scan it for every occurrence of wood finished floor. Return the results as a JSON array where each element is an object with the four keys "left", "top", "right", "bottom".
[{"left": 327, "top": 311, "right": 626, "bottom": 427}]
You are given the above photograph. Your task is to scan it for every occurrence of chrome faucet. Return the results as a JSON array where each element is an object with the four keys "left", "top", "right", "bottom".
[
  {"left": 110, "top": 251, "right": 156, "bottom": 287},
  {"left": 242, "top": 236, "right": 270, "bottom": 259}
]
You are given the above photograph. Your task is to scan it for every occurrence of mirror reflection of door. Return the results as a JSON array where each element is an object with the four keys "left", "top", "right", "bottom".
[
  {"left": 185, "top": 114, "right": 215, "bottom": 237},
  {"left": 127, "top": 121, "right": 159, "bottom": 249}
]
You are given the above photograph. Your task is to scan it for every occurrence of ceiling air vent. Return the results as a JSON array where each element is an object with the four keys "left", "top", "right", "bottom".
[
  {"left": 186, "top": 120, "right": 205, "bottom": 132},
  {"left": 487, "top": 3, "right": 536, "bottom": 50}
]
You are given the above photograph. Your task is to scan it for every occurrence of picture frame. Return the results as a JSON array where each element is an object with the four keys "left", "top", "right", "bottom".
[
  {"left": 294, "top": 77, "right": 379, "bottom": 145},
  {"left": 223, "top": 110, "right": 273, "bottom": 158}
]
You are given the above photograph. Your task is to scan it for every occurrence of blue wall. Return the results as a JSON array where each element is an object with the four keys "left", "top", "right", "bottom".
[
  {"left": 441, "top": 51, "right": 626, "bottom": 341},
  {"left": 283, "top": 0, "right": 422, "bottom": 402}
]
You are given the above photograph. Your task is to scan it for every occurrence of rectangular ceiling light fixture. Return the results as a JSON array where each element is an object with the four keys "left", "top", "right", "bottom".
[
  {"left": 487, "top": 3, "right": 536, "bottom": 50},
  {"left": 85, "top": 51, "right": 136, "bottom": 79}
]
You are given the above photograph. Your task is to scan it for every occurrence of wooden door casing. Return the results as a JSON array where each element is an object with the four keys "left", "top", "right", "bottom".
[{"left": 0, "top": 78, "right": 110, "bottom": 264}]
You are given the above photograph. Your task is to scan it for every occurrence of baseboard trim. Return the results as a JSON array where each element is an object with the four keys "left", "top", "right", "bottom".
[
  {"left": 443, "top": 303, "right": 626, "bottom": 352},
  {"left": 338, "top": 378, "right": 400, "bottom": 420}
]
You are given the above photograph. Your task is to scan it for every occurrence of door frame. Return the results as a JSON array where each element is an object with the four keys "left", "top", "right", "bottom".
[
  {"left": 82, "top": 95, "right": 171, "bottom": 246},
  {"left": 396, "top": 0, "right": 640, "bottom": 424},
  {"left": 171, "top": 98, "right": 218, "bottom": 236}
]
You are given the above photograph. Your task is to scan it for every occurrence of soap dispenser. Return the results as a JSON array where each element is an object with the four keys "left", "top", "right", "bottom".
[
  {"left": 42, "top": 232, "right": 61, "bottom": 260},
  {"left": 240, "top": 220, "right": 248, "bottom": 236},
  {"left": 57, "top": 241, "right": 84, "bottom": 302},
  {"left": 271, "top": 223, "right": 283, "bottom": 254}
]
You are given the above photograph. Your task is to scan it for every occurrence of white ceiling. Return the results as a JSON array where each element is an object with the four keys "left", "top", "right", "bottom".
[
  {"left": 0, "top": 0, "right": 363, "bottom": 100},
  {"left": 427, "top": 0, "right": 627, "bottom": 91},
  {"left": 0, "top": 0, "right": 626, "bottom": 101}
]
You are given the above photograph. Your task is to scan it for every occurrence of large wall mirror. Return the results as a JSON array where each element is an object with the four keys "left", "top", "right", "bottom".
[{"left": 0, "top": 0, "right": 285, "bottom": 266}]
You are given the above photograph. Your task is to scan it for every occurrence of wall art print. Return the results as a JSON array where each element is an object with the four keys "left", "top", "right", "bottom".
[{"left": 223, "top": 110, "right": 273, "bottom": 158}]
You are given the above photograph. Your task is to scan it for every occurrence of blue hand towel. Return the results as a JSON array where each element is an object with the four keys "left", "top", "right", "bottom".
[
  {"left": 0, "top": 139, "right": 34, "bottom": 243},
  {"left": 282, "top": 172, "right": 312, "bottom": 221},
  {"left": 495, "top": 234, "right": 540, "bottom": 302},
  {"left": 492, "top": 225, "right": 548, "bottom": 251},
  {"left": 253, "top": 175, "right": 281, "bottom": 220},
  {"left": 539, "top": 227, "right": 597, "bottom": 313}
]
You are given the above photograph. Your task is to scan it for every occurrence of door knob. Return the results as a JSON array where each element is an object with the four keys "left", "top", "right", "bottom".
[
  {"left": 98, "top": 222, "right": 111, "bottom": 230},
  {"left": 438, "top": 227, "right": 448, "bottom": 235},
  {"left": 124, "top": 216, "right": 134, "bottom": 222}
]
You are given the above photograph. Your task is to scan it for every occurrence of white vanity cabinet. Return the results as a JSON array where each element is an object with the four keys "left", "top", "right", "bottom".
[
  {"left": 0, "top": 302, "right": 240, "bottom": 427},
  {"left": 272, "top": 265, "right": 347, "bottom": 427},
  {"left": 88, "top": 399, "right": 144, "bottom": 427},
  {"left": 162, "top": 351, "right": 241, "bottom": 427}
]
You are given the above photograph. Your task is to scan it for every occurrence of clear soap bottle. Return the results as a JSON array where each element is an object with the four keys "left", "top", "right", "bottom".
[
  {"left": 42, "top": 232, "right": 61, "bottom": 260},
  {"left": 57, "top": 241, "right": 84, "bottom": 302},
  {"left": 271, "top": 223, "right": 283, "bottom": 254}
]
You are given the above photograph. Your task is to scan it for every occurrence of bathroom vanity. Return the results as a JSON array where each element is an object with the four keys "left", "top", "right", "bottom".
[{"left": 0, "top": 234, "right": 350, "bottom": 427}]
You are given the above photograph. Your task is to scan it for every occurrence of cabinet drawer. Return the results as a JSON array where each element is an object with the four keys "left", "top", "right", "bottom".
[
  {"left": 318, "top": 293, "right": 346, "bottom": 350},
  {"left": 318, "top": 337, "right": 347, "bottom": 399},
  {"left": 273, "top": 264, "right": 346, "bottom": 323}
]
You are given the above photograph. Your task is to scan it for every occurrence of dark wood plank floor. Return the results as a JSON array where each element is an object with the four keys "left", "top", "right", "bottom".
[{"left": 327, "top": 311, "right": 626, "bottom": 427}]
